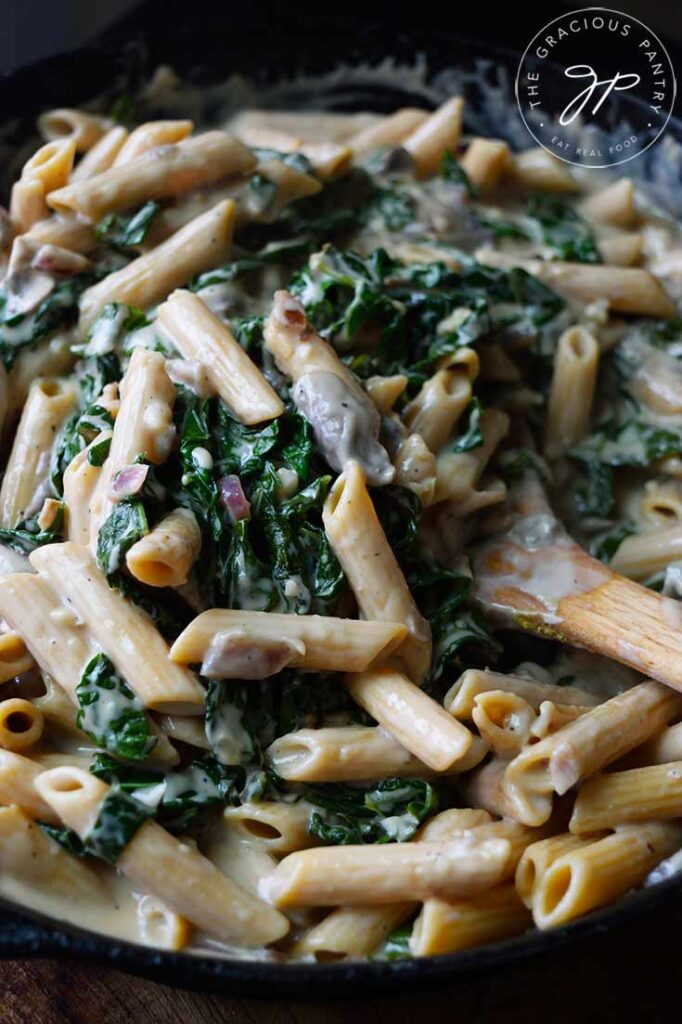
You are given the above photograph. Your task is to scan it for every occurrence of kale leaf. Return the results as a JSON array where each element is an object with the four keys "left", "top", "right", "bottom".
[{"left": 76, "top": 652, "right": 155, "bottom": 761}]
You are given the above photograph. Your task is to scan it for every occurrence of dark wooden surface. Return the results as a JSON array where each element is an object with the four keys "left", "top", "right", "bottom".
[{"left": 0, "top": 901, "right": 679, "bottom": 1024}]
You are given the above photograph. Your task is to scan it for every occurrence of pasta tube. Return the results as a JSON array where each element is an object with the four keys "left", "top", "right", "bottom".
[
  {"left": 533, "top": 824, "right": 680, "bottom": 929},
  {"left": 403, "top": 98, "right": 464, "bottom": 177},
  {"left": 472, "top": 690, "right": 536, "bottom": 758},
  {"left": 266, "top": 835, "right": 511, "bottom": 907},
  {"left": 515, "top": 834, "right": 595, "bottom": 908},
  {"left": 348, "top": 108, "right": 428, "bottom": 157},
  {"left": 30, "top": 543, "right": 205, "bottom": 714},
  {"left": 35, "top": 766, "right": 289, "bottom": 947},
  {"left": 63, "top": 433, "right": 111, "bottom": 545},
  {"left": 79, "top": 199, "right": 236, "bottom": 329},
  {"left": 89, "top": 347, "right": 176, "bottom": 539},
  {"left": 410, "top": 883, "right": 531, "bottom": 956},
  {"left": 610, "top": 525, "right": 682, "bottom": 581},
  {"left": 323, "top": 462, "right": 431, "bottom": 682},
  {"left": 170, "top": 609, "right": 408, "bottom": 675},
  {"left": 48, "top": 131, "right": 255, "bottom": 218},
  {"left": 581, "top": 178, "right": 636, "bottom": 228},
  {"left": 266, "top": 725, "right": 486, "bottom": 782},
  {"left": 0, "top": 378, "right": 76, "bottom": 528},
  {"left": 0, "top": 699, "right": 44, "bottom": 753},
  {"left": 70, "top": 126, "right": 129, "bottom": 182},
  {"left": 502, "top": 681, "right": 681, "bottom": 827},
  {"left": 224, "top": 802, "right": 317, "bottom": 856},
  {"left": 157, "top": 290, "right": 283, "bottom": 424},
  {"left": 570, "top": 762, "right": 682, "bottom": 832},
  {"left": 0, "top": 631, "right": 36, "bottom": 684},
  {"left": 126, "top": 508, "right": 202, "bottom": 588},
  {"left": 346, "top": 668, "right": 475, "bottom": 772},
  {"left": 0, "top": 749, "right": 57, "bottom": 822},
  {"left": 113, "top": 120, "right": 194, "bottom": 165},
  {"left": 293, "top": 904, "right": 413, "bottom": 960},
  {"left": 545, "top": 326, "right": 600, "bottom": 455},
  {"left": 38, "top": 109, "right": 112, "bottom": 151},
  {"left": 444, "top": 668, "right": 599, "bottom": 719},
  {"left": 460, "top": 139, "right": 510, "bottom": 193},
  {"left": 533, "top": 262, "right": 676, "bottom": 318}
]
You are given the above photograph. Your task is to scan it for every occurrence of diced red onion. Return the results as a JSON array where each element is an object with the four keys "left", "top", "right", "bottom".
[
  {"left": 110, "top": 463, "right": 149, "bottom": 500},
  {"left": 218, "top": 474, "right": 251, "bottom": 522}
]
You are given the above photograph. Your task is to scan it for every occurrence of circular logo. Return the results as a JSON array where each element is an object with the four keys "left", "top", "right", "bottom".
[{"left": 515, "top": 7, "right": 677, "bottom": 167}]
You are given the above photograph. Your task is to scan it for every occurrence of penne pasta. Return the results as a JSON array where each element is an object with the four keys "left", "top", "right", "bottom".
[
  {"left": 0, "top": 378, "right": 76, "bottom": 528},
  {"left": 403, "top": 97, "right": 464, "bottom": 177},
  {"left": 70, "top": 126, "right": 129, "bottom": 182},
  {"left": 502, "top": 681, "right": 681, "bottom": 827},
  {"left": 29, "top": 543, "right": 205, "bottom": 714},
  {"left": 36, "top": 766, "right": 289, "bottom": 947},
  {"left": 323, "top": 463, "right": 431, "bottom": 682},
  {"left": 157, "top": 290, "right": 283, "bottom": 424},
  {"left": 410, "top": 883, "right": 531, "bottom": 956},
  {"left": 0, "top": 631, "right": 36, "bottom": 684},
  {"left": 545, "top": 326, "right": 600, "bottom": 455},
  {"left": 348, "top": 108, "right": 428, "bottom": 158},
  {"left": 266, "top": 834, "right": 511, "bottom": 907},
  {"left": 0, "top": 698, "right": 44, "bottom": 752},
  {"left": 126, "top": 508, "right": 202, "bottom": 588},
  {"left": 444, "top": 669, "right": 600, "bottom": 720},
  {"left": 570, "top": 762, "right": 682, "bottom": 832},
  {"left": 79, "top": 199, "right": 236, "bottom": 329},
  {"left": 266, "top": 725, "right": 486, "bottom": 782},
  {"left": 48, "top": 131, "right": 255, "bottom": 218},
  {"left": 38, "top": 109, "right": 112, "bottom": 152},
  {"left": 515, "top": 833, "right": 595, "bottom": 908},
  {"left": 89, "top": 347, "right": 176, "bottom": 540},
  {"left": 113, "top": 120, "right": 195, "bottom": 165},
  {"left": 581, "top": 178, "right": 636, "bottom": 228},
  {"left": 346, "top": 667, "right": 475, "bottom": 772},
  {"left": 532, "top": 262, "right": 676, "bottom": 318},
  {"left": 0, "top": 749, "right": 57, "bottom": 822},
  {"left": 170, "top": 608, "right": 408, "bottom": 675},
  {"left": 224, "top": 801, "right": 317, "bottom": 856},
  {"left": 533, "top": 824, "right": 680, "bottom": 929},
  {"left": 460, "top": 138, "right": 510, "bottom": 193}
]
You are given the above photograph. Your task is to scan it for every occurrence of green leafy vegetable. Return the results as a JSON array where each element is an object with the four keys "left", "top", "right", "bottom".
[
  {"left": 95, "top": 201, "right": 160, "bottom": 253},
  {"left": 96, "top": 498, "right": 148, "bottom": 579},
  {"left": 90, "top": 753, "right": 242, "bottom": 832},
  {"left": 0, "top": 274, "right": 94, "bottom": 370},
  {"left": 84, "top": 789, "right": 152, "bottom": 864},
  {"left": 306, "top": 778, "right": 438, "bottom": 845},
  {"left": 441, "top": 151, "right": 479, "bottom": 199},
  {"left": 377, "top": 925, "right": 414, "bottom": 960},
  {"left": 571, "top": 419, "right": 682, "bottom": 517},
  {"left": 216, "top": 406, "right": 280, "bottom": 477},
  {"left": 0, "top": 504, "right": 65, "bottom": 555},
  {"left": 449, "top": 398, "right": 483, "bottom": 452},
  {"left": 173, "top": 388, "right": 221, "bottom": 540},
  {"left": 38, "top": 822, "right": 89, "bottom": 857},
  {"left": 526, "top": 193, "right": 600, "bottom": 264},
  {"left": 76, "top": 652, "right": 155, "bottom": 761}
]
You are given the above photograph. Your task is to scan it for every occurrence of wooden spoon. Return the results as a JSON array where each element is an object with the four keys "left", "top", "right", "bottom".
[{"left": 471, "top": 475, "right": 682, "bottom": 691}]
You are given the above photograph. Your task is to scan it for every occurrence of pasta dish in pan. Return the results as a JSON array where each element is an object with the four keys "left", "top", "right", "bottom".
[{"left": 0, "top": 83, "right": 682, "bottom": 961}]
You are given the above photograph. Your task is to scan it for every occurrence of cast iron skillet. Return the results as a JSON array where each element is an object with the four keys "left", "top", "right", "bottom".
[{"left": 1, "top": 0, "right": 682, "bottom": 997}]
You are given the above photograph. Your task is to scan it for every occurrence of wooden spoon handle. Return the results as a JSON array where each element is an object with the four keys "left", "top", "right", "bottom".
[{"left": 558, "top": 575, "right": 682, "bottom": 691}]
